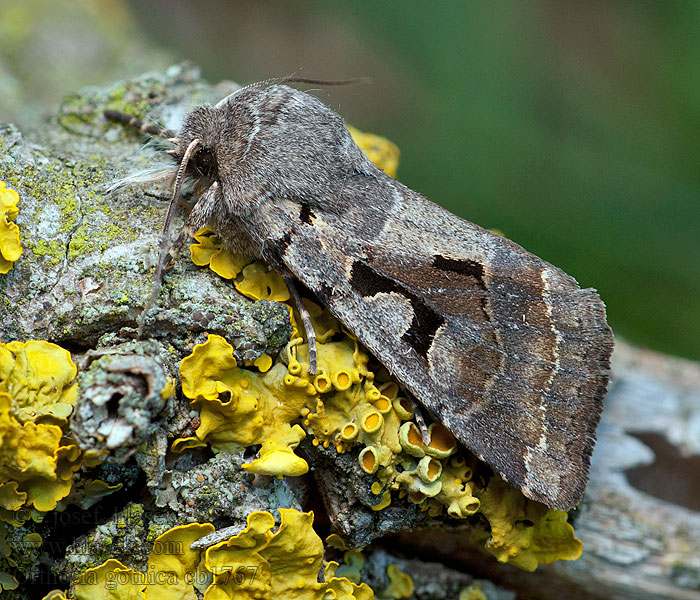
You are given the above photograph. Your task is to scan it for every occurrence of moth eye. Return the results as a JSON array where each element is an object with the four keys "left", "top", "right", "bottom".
[{"left": 191, "top": 146, "right": 218, "bottom": 180}]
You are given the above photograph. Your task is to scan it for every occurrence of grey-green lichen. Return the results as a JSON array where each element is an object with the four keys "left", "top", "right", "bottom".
[
  {"left": 153, "top": 451, "right": 303, "bottom": 523},
  {"left": 0, "top": 142, "right": 112, "bottom": 294},
  {"left": 55, "top": 502, "right": 154, "bottom": 582},
  {"left": 67, "top": 222, "right": 136, "bottom": 261},
  {"left": 59, "top": 78, "right": 167, "bottom": 135},
  {"left": 70, "top": 341, "right": 176, "bottom": 462},
  {"left": 0, "top": 64, "right": 246, "bottom": 348}
]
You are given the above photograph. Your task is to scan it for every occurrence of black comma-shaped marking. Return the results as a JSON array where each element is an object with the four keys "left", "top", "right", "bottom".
[
  {"left": 350, "top": 260, "right": 445, "bottom": 358},
  {"left": 299, "top": 203, "right": 316, "bottom": 225}
]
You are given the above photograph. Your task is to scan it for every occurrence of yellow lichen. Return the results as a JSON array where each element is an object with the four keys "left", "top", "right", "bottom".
[
  {"left": 253, "top": 353, "right": 273, "bottom": 373},
  {"left": 235, "top": 262, "right": 290, "bottom": 302},
  {"left": 189, "top": 229, "right": 242, "bottom": 281},
  {"left": 205, "top": 509, "right": 373, "bottom": 600},
  {"left": 242, "top": 437, "right": 309, "bottom": 477},
  {"left": 347, "top": 126, "right": 400, "bottom": 178},
  {"left": 325, "top": 533, "right": 349, "bottom": 551},
  {"left": 0, "top": 340, "right": 78, "bottom": 423},
  {"left": 42, "top": 592, "right": 70, "bottom": 600},
  {"left": 473, "top": 475, "right": 582, "bottom": 571},
  {"left": 328, "top": 550, "right": 364, "bottom": 584},
  {"left": 458, "top": 584, "right": 488, "bottom": 600},
  {"left": 0, "top": 341, "right": 84, "bottom": 523},
  {"left": 359, "top": 447, "right": 378, "bottom": 474},
  {"left": 424, "top": 423, "right": 457, "bottom": 459},
  {"left": 326, "top": 552, "right": 413, "bottom": 600},
  {"left": 379, "top": 564, "right": 413, "bottom": 599},
  {"left": 0, "top": 548, "right": 19, "bottom": 591},
  {"left": 370, "top": 484, "right": 391, "bottom": 511},
  {"left": 189, "top": 230, "right": 290, "bottom": 303},
  {"left": 74, "top": 559, "right": 145, "bottom": 600},
  {"left": 398, "top": 422, "right": 426, "bottom": 458},
  {"left": 0, "top": 400, "right": 78, "bottom": 516},
  {"left": 144, "top": 522, "right": 215, "bottom": 600},
  {"left": 178, "top": 334, "right": 311, "bottom": 475},
  {"left": 0, "top": 181, "right": 22, "bottom": 274},
  {"left": 189, "top": 228, "right": 249, "bottom": 280},
  {"left": 57, "top": 510, "right": 374, "bottom": 599}
]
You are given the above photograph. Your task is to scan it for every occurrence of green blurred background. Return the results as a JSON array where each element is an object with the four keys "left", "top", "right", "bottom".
[{"left": 2, "top": 0, "right": 699, "bottom": 361}]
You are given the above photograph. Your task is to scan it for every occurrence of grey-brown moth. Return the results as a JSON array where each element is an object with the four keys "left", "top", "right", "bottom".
[{"left": 106, "top": 77, "right": 614, "bottom": 511}]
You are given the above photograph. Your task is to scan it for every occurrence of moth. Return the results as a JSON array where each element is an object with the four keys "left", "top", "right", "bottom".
[{"left": 106, "top": 77, "right": 613, "bottom": 511}]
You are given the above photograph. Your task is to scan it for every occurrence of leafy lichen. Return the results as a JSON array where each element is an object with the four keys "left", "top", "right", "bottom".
[
  {"left": 0, "top": 341, "right": 84, "bottom": 522},
  {"left": 0, "top": 181, "right": 22, "bottom": 274},
  {"left": 51, "top": 510, "right": 375, "bottom": 600}
]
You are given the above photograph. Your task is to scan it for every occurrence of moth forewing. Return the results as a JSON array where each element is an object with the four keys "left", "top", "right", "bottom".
[
  {"left": 260, "top": 173, "right": 612, "bottom": 510},
  {"left": 143, "top": 82, "right": 613, "bottom": 510}
]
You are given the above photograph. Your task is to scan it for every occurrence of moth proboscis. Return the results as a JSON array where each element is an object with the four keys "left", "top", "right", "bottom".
[{"left": 105, "top": 75, "right": 614, "bottom": 511}]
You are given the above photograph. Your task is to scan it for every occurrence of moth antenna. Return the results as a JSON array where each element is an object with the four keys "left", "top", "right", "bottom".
[
  {"left": 215, "top": 75, "right": 371, "bottom": 107},
  {"left": 161, "top": 138, "right": 201, "bottom": 238},
  {"left": 278, "top": 75, "right": 373, "bottom": 87},
  {"left": 137, "top": 229, "right": 190, "bottom": 337},
  {"left": 104, "top": 109, "right": 178, "bottom": 140},
  {"left": 284, "top": 277, "right": 318, "bottom": 376},
  {"left": 240, "top": 75, "right": 371, "bottom": 93},
  {"left": 137, "top": 137, "right": 201, "bottom": 337}
]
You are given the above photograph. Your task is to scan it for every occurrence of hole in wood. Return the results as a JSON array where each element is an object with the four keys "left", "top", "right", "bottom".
[{"left": 625, "top": 432, "right": 700, "bottom": 511}]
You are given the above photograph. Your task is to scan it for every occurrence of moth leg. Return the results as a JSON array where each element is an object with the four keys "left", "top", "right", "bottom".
[
  {"left": 162, "top": 230, "right": 190, "bottom": 272},
  {"left": 411, "top": 399, "right": 431, "bottom": 445},
  {"left": 137, "top": 181, "right": 219, "bottom": 337},
  {"left": 136, "top": 230, "right": 190, "bottom": 336},
  {"left": 284, "top": 277, "right": 318, "bottom": 376}
]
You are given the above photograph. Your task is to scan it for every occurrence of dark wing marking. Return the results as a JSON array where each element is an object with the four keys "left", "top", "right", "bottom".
[{"left": 262, "top": 172, "right": 612, "bottom": 510}]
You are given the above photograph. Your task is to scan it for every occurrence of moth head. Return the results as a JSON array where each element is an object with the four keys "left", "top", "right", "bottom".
[
  {"left": 169, "top": 78, "right": 373, "bottom": 212},
  {"left": 169, "top": 94, "right": 280, "bottom": 195},
  {"left": 209, "top": 83, "right": 373, "bottom": 198},
  {"left": 169, "top": 105, "right": 224, "bottom": 189}
]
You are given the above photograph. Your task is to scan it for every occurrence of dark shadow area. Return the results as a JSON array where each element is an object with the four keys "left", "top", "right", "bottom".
[{"left": 625, "top": 432, "right": 700, "bottom": 512}]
